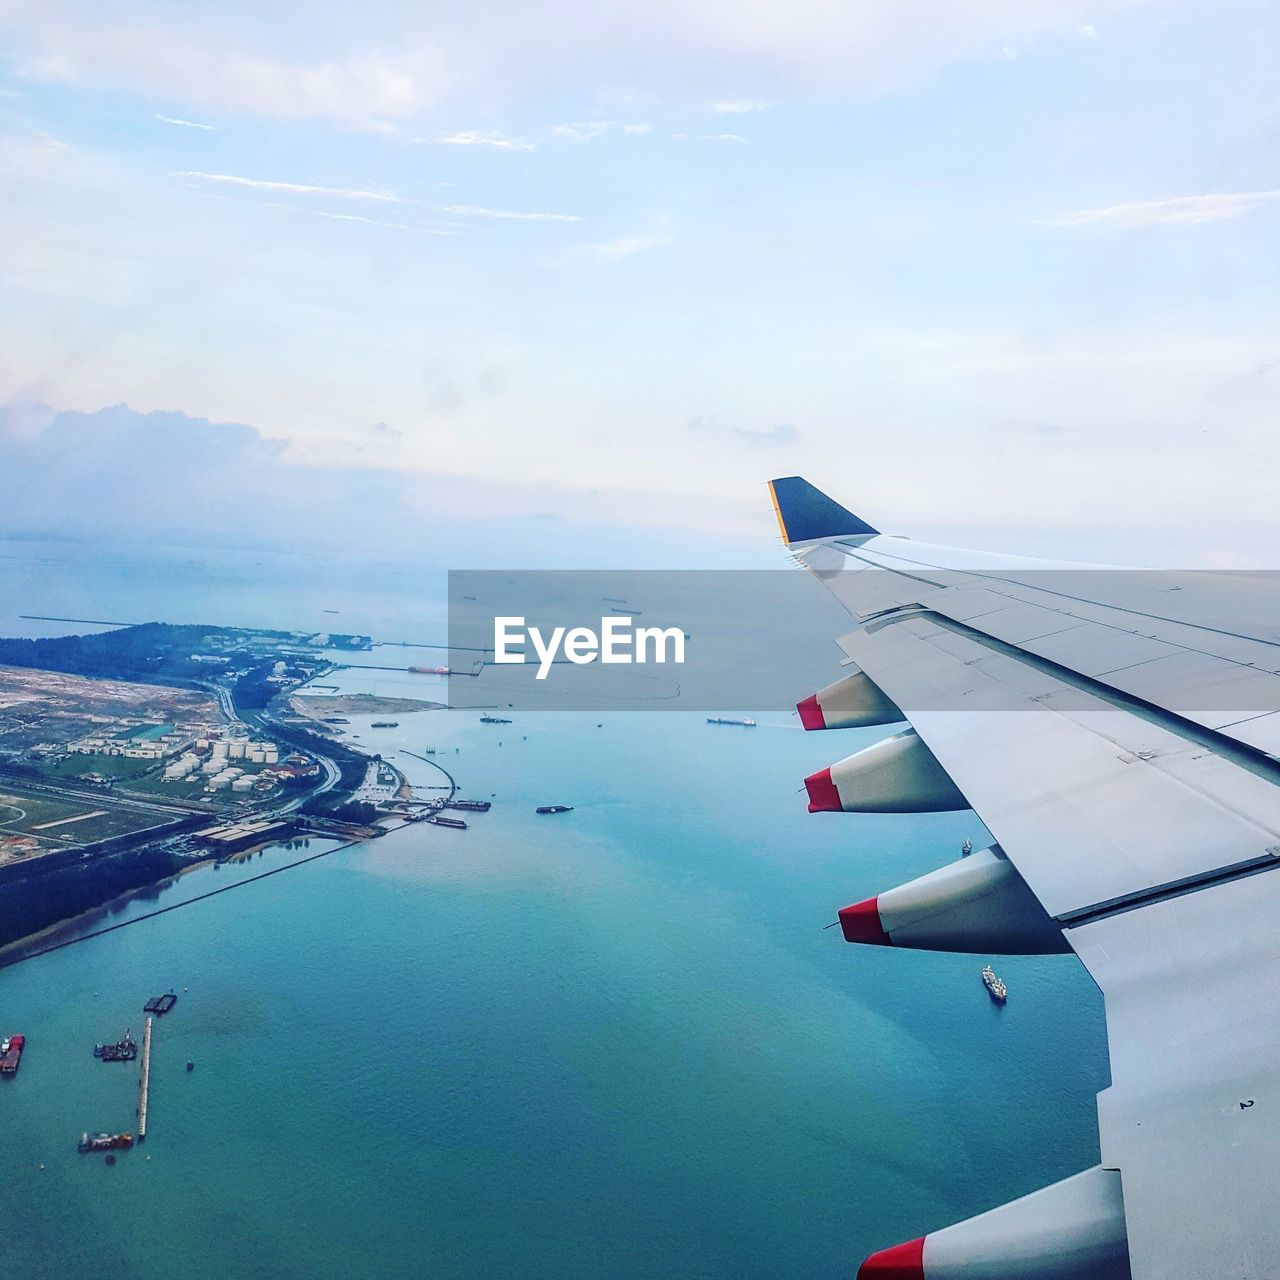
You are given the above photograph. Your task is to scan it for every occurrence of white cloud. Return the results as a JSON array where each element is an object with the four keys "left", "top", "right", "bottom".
[
  {"left": 712, "top": 101, "right": 766, "bottom": 113},
  {"left": 182, "top": 170, "right": 405, "bottom": 202},
  {"left": 433, "top": 130, "right": 534, "bottom": 150},
  {"left": 0, "top": 1, "right": 1129, "bottom": 126},
  {"left": 155, "top": 113, "right": 215, "bottom": 131},
  {"left": 701, "top": 133, "right": 746, "bottom": 143},
  {"left": 552, "top": 121, "right": 612, "bottom": 142},
  {"left": 1050, "top": 191, "right": 1280, "bottom": 228},
  {"left": 8, "top": 11, "right": 437, "bottom": 130},
  {"left": 578, "top": 229, "right": 673, "bottom": 262},
  {"left": 552, "top": 120, "right": 651, "bottom": 142},
  {"left": 265, "top": 203, "right": 455, "bottom": 234},
  {"left": 438, "top": 203, "right": 581, "bottom": 222}
]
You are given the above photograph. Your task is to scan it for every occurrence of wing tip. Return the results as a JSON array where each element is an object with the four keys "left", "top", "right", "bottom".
[{"left": 767, "top": 476, "right": 878, "bottom": 545}]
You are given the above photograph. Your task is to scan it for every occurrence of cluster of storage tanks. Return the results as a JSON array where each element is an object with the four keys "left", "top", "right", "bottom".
[
  {"left": 163, "top": 752, "right": 202, "bottom": 780},
  {"left": 198, "top": 737, "right": 280, "bottom": 765}
]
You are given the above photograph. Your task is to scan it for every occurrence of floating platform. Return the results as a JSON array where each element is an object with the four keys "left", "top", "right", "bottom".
[{"left": 143, "top": 992, "right": 177, "bottom": 1016}]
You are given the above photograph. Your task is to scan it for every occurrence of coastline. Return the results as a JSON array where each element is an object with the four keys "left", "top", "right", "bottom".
[{"left": 0, "top": 856, "right": 217, "bottom": 967}]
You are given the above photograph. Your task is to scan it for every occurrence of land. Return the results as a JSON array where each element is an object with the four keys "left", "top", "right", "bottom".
[
  {"left": 0, "top": 620, "right": 459, "bottom": 950},
  {"left": 290, "top": 693, "right": 445, "bottom": 718}
]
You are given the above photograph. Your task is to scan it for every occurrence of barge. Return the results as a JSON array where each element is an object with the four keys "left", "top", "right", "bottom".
[
  {"left": 94, "top": 1031, "right": 137, "bottom": 1062},
  {"left": 536, "top": 805, "right": 574, "bottom": 815},
  {"left": 143, "top": 992, "right": 177, "bottom": 1016},
  {"left": 0, "top": 1034, "right": 24, "bottom": 1075},
  {"left": 78, "top": 1132, "right": 133, "bottom": 1154}
]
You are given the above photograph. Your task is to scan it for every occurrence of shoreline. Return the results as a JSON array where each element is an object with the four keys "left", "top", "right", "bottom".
[{"left": 0, "top": 856, "right": 217, "bottom": 966}]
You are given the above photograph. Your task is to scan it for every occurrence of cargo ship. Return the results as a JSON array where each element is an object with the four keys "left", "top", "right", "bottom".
[
  {"left": 480, "top": 715, "right": 512, "bottom": 724},
  {"left": 370, "top": 721, "right": 399, "bottom": 728},
  {"left": 706, "top": 717, "right": 757, "bottom": 727},
  {"left": 981, "top": 965, "right": 1008, "bottom": 1003},
  {"left": 0, "top": 1034, "right": 24, "bottom": 1075},
  {"left": 78, "top": 1132, "right": 133, "bottom": 1154},
  {"left": 536, "top": 805, "right": 574, "bottom": 815}
]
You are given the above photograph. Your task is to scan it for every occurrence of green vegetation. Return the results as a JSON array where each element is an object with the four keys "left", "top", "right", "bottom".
[
  {"left": 0, "top": 844, "right": 184, "bottom": 949},
  {"left": 305, "top": 799, "right": 378, "bottom": 826},
  {"left": 39, "top": 755, "right": 156, "bottom": 782},
  {"left": 0, "top": 783, "right": 176, "bottom": 846}
]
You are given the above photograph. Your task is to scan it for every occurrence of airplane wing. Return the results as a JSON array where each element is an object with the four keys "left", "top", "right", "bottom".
[{"left": 766, "top": 476, "right": 1280, "bottom": 1280}]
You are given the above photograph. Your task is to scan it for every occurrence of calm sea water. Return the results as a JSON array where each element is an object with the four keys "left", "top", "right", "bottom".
[{"left": 0, "top": 541, "right": 1108, "bottom": 1279}]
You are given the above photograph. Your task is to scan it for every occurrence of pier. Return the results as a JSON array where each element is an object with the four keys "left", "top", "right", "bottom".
[
  {"left": 401, "top": 750, "right": 458, "bottom": 803},
  {"left": 138, "top": 1017, "right": 153, "bottom": 1140}
]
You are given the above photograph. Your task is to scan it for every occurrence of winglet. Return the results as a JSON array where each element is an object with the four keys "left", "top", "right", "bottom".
[{"left": 767, "top": 476, "right": 878, "bottom": 546}]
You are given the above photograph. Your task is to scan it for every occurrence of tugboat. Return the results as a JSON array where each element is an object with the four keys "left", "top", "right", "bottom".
[
  {"left": 78, "top": 1132, "right": 133, "bottom": 1154},
  {"left": 981, "top": 965, "right": 1008, "bottom": 1003},
  {"left": 536, "top": 805, "right": 574, "bottom": 815}
]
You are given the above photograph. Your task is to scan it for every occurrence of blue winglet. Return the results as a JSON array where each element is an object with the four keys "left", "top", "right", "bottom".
[{"left": 767, "top": 476, "right": 878, "bottom": 545}]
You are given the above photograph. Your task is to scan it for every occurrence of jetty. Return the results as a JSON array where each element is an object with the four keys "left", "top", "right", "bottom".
[{"left": 137, "top": 1017, "right": 153, "bottom": 1140}]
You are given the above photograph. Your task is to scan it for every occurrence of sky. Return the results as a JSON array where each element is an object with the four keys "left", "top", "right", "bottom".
[{"left": 0, "top": 0, "right": 1277, "bottom": 566}]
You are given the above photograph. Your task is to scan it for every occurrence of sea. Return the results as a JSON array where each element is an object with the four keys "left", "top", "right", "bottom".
[{"left": 0, "top": 539, "right": 1109, "bottom": 1279}]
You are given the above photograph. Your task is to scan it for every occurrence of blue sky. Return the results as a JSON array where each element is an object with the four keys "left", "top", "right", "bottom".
[{"left": 0, "top": 0, "right": 1277, "bottom": 565}]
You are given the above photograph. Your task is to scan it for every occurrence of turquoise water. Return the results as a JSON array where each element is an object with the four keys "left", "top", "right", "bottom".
[{"left": 0, "top": 545, "right": 1109, "bottom": 1278}]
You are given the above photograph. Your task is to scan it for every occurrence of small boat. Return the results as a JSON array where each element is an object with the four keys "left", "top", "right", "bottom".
[
  {"left": 981, "top": 965, "right": 1007, "bottom": 1003},
  {"left": 536, "top": 805, "right": 574, "bottom": 815},
  {"left": 186, "top": 1061, "right": 195, "bottom": 1072}
]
